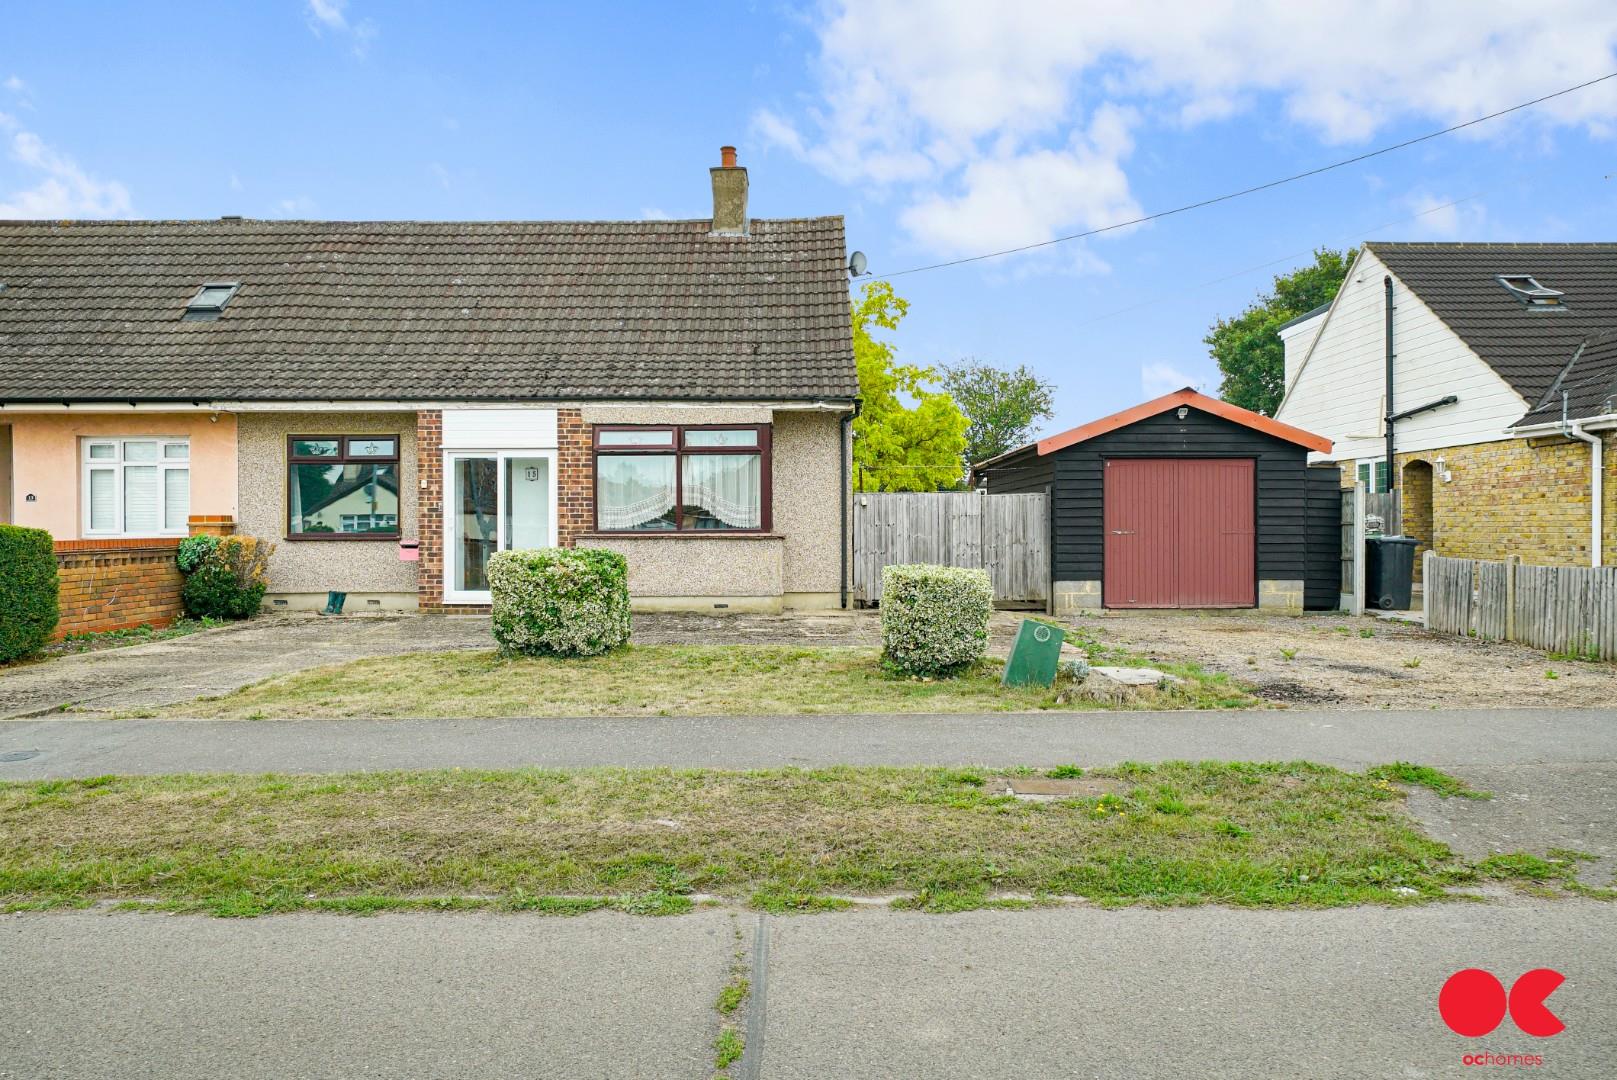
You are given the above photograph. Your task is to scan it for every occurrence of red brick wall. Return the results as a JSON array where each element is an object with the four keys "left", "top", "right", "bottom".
[
  {"left": 54, "top": 538, "right": 185, "bottom": 638},
  {"left": 556, "top": 410, "right": 593, "bottom": 545},
  {"left": 415, "top": 408, "right": 593, "bottom": 613}
]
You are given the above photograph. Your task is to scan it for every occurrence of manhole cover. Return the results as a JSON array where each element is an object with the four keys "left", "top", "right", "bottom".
[{"left": 1, "top": 749, "right": 41, "bottom": 762}]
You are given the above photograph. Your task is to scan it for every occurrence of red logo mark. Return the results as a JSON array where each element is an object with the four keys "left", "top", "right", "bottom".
[{"left": 1439, "top": 969, "right": 1565, "bottom": 1038}]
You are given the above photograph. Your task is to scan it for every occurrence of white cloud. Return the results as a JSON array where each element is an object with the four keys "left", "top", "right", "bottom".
[
  {"left": 640, "top": 206, "right": 673, "bottom": 220},
  {"left": 761, "top": 1, "right": 1617, "bottom": 263},
  {"left": 276, "top": 195, "right": 316, "bottom": 216},
  {"left": 1398, "top": 190, "right": 1488, "bottom": 239},
  {"left": 899, "top": 104, "right": 1140, "bottom": 258},
  {"left": 0, "top": 126, "right": 132, "bottom": 218},
  {"left": 4, "top": 75, "right": 25, "bottom": 94},
  {"left": 1140, "top": 362, "right": 1203, "bottom": 398},
  {"left": 305, "top": 0, "right": 377, "bottom": 57}
]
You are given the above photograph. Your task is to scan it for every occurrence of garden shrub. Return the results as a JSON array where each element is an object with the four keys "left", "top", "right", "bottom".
[
  {"left": 880, "top": 563, "right": 993, "bottom": 677},
  {"left": 175, "top": 534, "right": 220, "bottom": 573},
  {"left": 0, "top": 525, "right": 60, "bottom": 662},
  {"left": 181, "top": 536, "right": 273, "bottom": 620},
  {"left": 488, "top": 547, "right": 631, "bottom": 658}
]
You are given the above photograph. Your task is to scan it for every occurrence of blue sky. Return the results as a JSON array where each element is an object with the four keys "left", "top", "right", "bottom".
[{"left": 4, "top": 2, "right": 1617, "bottom": 430}]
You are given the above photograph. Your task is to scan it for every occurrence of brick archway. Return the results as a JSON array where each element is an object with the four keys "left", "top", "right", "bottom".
[{"left": 1402, "top": 459, "right": 1435, "bottom": 581}]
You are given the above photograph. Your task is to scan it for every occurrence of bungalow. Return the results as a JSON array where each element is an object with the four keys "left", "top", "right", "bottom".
[
  {"left": 0, "top": 148, "right": 859, "bottom": 621},
  {"left": 1275, "top": 242, "right": 1617, "bottom": 572}
]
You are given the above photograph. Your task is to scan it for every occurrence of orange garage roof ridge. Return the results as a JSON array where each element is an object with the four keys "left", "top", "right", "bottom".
[{"left": 1035, "top": 387, "right": 1333, "bottom": 456}]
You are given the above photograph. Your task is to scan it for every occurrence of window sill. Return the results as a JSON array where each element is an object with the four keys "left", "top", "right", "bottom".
[{"left": 578, "top": 532, "right": 783, "bottom": 541}]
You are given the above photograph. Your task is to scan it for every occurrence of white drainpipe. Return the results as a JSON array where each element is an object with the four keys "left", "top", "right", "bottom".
[{"left": 1566, "top": 421, "right": 1603, "bottom": 567}]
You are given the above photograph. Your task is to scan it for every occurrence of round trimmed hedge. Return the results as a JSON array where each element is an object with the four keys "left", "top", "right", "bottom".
[
  {"left": 488, "top": 547, "right": 632, "bottom": 658},
  {"left": 0, "top": 525, "right": 60, "bottom": 662},
  {"left": 880, "top": 563, "right": 993, "bottom": 677}
]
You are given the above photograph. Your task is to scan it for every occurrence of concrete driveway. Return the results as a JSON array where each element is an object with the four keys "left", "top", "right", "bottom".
[
  {"left": 0, "top": 610, "right": 886, "bottom": 720},
  {"left": 0, "top": 615, "right": 493, "bottom": 720}
]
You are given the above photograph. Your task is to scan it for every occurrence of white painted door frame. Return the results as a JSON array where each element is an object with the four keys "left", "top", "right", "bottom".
[{"left": 441, "top": 447, "right": 559, "bottom": 605}]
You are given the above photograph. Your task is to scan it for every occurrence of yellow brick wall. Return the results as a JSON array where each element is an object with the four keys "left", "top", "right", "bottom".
[{"left": 1343, "top": 436, "right": 1614, "bottom": 567}]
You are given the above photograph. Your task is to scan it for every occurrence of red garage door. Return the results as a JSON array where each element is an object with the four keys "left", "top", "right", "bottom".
[{"left": 1103, "top": 459, "right": 1255, "bottom": 608}]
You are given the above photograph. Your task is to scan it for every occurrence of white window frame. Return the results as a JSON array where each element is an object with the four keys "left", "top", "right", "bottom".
[
  {"left": 1356, "top": 458, "right": 1390, "bottom": 494},
  {"left": 442, "top": 447, "right": 559, "bottom": 605},
  {"left": 81, "top": 437, "right": 192, "bottom": 538}
]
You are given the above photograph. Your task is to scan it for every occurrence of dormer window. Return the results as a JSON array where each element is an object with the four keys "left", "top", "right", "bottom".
[
  {"left": 1496, "top": 275, "right": 1566, "bottom": 309},
  {"left": 183, "top": 281, "right": 240, "bottom": 321}
]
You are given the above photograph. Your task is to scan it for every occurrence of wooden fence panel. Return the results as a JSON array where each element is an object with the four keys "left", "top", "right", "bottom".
[
  {"left": 1430, "top": 557, "right": 1617, "bottom": 659},
  {"left": 1364, "top": 490, "right": 1401, "bottom": 536},
  {"left": 852, "top": 491, "right": 1049, "bottom": 605},
  {"left": 1476, "top": 560, "right": 1508, "bottom": 641}
]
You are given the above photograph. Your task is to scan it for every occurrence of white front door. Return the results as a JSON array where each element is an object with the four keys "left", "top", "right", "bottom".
[{"left": 443, "top": 450, "right": 558, "bottom": 604}]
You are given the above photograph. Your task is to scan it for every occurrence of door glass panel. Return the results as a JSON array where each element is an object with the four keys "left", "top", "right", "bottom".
[
  {"left": 504, "top": 457, "right": 550, "bottom": 550},
  {"left": 452, "top": 457, "right": 498, "bottom": 593}
]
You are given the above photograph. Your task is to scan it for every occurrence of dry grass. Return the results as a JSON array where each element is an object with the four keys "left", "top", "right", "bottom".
[
  {"left": 0, "top": 761, "right": 1529, "bottom": 916},
  {"left": 147, "top": 645, "right": 1256, "bottom": 719}
]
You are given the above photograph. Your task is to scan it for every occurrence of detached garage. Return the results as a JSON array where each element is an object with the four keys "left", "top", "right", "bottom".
[{"left": 975, "top": 388, "right": 1339, "bottom": 613}]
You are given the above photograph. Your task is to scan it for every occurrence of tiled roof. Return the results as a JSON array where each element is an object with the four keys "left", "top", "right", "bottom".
[
  {"left": 0, "top": 217, "right": 857, "bottom": 403},
  {"left": 1366, "top": 242, "right": 1617, "bottom": 418},
  {"left": 1516, "top": 332, "right": 1617, "bottom": 426}
]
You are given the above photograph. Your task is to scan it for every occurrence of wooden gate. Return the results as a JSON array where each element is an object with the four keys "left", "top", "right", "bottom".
[{"left": 851, "top": 491, "right": 1049, "bottom": 605}]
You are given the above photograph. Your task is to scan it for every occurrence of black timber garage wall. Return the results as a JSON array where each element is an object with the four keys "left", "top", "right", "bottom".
[
  {"left": 1044, "top": 407, "right": 1308, "bottom": 594},
  {"left": 1304, "top": 466, "right": 1344, "bottom": 610}
]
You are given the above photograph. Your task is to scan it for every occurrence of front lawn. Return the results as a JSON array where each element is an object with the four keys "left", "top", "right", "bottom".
[
  {"left": 145, "top": 644, "right": 1256, "bottom": 719},
  {"left": 0, "top": 761, "right": 1529, "bottom": 916}
]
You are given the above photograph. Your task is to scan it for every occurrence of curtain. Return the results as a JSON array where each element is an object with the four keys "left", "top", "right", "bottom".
[
  {"left": 598, "top": 455, "right": 677, "bottom": 530},
  {"left": 682, "top": 454, "right": 761, "bottom": 529}
]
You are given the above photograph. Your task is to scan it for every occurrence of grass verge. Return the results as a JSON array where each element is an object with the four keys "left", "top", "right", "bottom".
[
  {"left": 0, "top": 761, "right": 1584, "bottom": 916},
  {"left": 145, "top": 643, "right": 1258, "bottom": 719},
  {"left": 1367, "top": 762, "right": 1492, "bottom": 800}
]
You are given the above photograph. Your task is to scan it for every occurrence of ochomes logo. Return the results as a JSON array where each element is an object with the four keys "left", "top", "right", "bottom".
[{"left": 1439, "top": 968, "right": 1566, "bottom": 1038}]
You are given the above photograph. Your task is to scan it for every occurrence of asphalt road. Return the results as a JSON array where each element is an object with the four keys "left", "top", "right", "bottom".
[
  {"left": 3, "top": 707, "right": 1615, "bottom": 778},
  {"left": 5, "top": 900, "right": 1614, "bottom": 1079}
]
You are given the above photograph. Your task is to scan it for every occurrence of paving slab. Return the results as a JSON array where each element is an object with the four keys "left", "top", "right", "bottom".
[
  {"left": 0, "top": 910, "right": 735, "bottom": 1080},
  {"left": 758, "top": 901, "right": 1617, "bottom": 1079}
]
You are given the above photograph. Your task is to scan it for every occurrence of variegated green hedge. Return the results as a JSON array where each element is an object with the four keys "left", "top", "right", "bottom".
[
  {"left": 489, "top": 547, "right": 631, "bottom": 658},
  {"left": 880, "top": 563, "right": 992, "bottom": 676}
]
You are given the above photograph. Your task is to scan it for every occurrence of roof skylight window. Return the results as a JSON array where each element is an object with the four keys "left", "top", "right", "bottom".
[
  {"left": 183, "top": 281, "right": 240, "bottom": 321},
  {"left": 1496, "top": 275, "right": 1566, "bottom": 309}
]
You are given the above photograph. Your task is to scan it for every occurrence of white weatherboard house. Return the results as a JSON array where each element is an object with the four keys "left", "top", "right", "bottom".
[{"left": 1275, "top": 242, "right": 1617, "bottom": 570}]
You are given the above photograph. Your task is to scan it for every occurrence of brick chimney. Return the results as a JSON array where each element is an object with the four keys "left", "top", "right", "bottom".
[{"left": 710, "top": 145, "right": 748, "bottom": 236}]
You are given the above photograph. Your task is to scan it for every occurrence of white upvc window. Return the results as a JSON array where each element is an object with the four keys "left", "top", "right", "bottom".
[{"left": 81, "top": 438, "right": 191, "bottom": 537}]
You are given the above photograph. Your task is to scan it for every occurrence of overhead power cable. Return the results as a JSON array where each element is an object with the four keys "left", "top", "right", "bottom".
[{"left": 865, "top": 70, "right": 1617, "bottom": 281}]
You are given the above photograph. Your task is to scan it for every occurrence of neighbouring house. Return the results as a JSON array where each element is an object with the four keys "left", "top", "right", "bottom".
[
  {"left": 974, "top": 388, "right": 1338, "bottom": 613},
  {"left": 1275, "top": 242, "right": 1617, "bottom": 574},
  {"left": 0, "top": 147, "right": 858, "bottom": 631}
]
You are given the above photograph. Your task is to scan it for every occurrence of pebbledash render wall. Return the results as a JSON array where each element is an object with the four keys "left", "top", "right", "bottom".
[
  {"left": 415, "top": 406, "right": 846, "bottom": 613},
  {"left": 1341, "top": 436, "right": 1617, "bottom": 568},
  {"left": 236, "top": 411, "right": 420, "bottom": 610}
]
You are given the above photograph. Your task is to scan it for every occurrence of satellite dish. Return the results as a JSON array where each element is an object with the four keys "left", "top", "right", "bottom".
[{"left": 847, "top": 250, "right": 868, "bottom": 277}]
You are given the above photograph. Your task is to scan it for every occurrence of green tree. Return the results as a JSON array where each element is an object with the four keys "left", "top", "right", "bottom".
[
  {"left": 940, "top": 360, "right": 1055, "bottom": 470},
  {"left": 851, "top": 282, "right": 969, "bottom": 492},
  {"left": 1206, "top": 247, "right": 1356, "bottom": 416}
]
